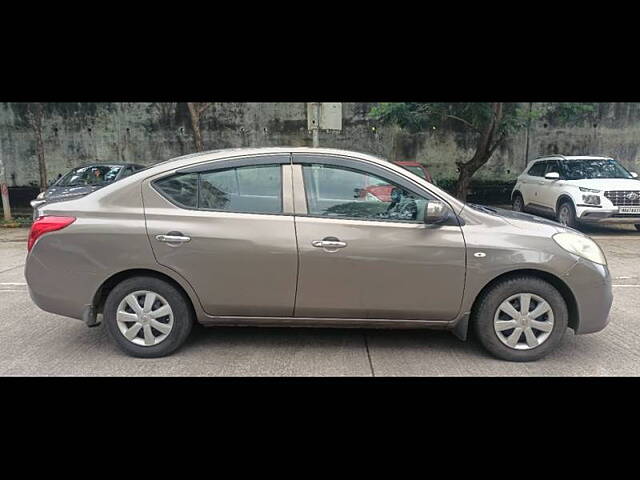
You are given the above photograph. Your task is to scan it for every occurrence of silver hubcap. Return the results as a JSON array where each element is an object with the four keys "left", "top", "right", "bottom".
[
  {"left": 494, "top": 293, "right": 554, "bottom": 350},
  {"left": 116, "top": 290, "right": 174, "bottom": 346}
]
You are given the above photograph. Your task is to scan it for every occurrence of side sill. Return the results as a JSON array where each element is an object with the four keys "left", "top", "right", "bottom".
[{"left": 199, "top": 316, "right": 452, "bottom": 330}]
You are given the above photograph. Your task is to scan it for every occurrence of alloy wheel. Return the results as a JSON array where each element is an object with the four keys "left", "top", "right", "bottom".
[{"left": 558, "top": 205, "right": 571, "bottom": 225}]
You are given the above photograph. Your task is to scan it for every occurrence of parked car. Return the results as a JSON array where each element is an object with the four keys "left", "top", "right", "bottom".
[
  {"left": 30, "top": 163, "right": 146, "bottom": 219},
  {"left": 512, "top": 155, "right": 640, "bottom": 230},
  {"left": 356, "top": 161, "right": 433, "bottom": 202},
  {"left": 25, "top": 148, "right": 612, "bottom": 361}
]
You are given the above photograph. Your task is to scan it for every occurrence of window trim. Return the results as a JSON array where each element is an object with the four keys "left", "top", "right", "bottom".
[
  {"left": 176, "top": 153, "right": 291, "bottom": 174},
  {"left": 151, "top": 163, "right": 287, "bottom": 216}
]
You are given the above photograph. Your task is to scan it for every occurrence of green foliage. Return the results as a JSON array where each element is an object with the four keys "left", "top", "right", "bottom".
[
  {"left": 369, "top": 102, "right": 598, "bottom": 134},
  {"left": 543, "top": 102, "right": 598, "bottom": 126},
  {"left": 369, "top": 102, "right": 535, "bottom": 137}
]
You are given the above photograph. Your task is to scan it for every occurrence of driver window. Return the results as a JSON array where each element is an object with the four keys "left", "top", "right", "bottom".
[{"left": 301, "top": 163, "right": 432, "bottom": 222}]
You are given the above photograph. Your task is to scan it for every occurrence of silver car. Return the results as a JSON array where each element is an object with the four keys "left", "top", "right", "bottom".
[{"left": 25, "top": 148, "right": 613, "bottom": 361}]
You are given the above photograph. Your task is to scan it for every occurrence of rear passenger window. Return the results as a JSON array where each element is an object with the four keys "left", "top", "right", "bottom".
[
  {"left": 153, "top": 165, "right": 282, "bottom": 214},
  {"left": 199, "top": 165, "right": 282, "bottom": 213},
  {"left": 154, "top": 173, "right": 198, "bottom": 208},
  {"left": 527, "top": 161, "right": 547, "bottom": 177}
]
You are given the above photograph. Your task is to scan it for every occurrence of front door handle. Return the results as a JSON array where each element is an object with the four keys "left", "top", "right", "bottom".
[{"left": 312, "top": 237, "right": 347, "bottom": 250}]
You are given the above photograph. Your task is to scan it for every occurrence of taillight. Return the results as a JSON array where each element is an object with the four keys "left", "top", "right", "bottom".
[{"left": 27, "top": 216, "right": 76, "bottom": 252}]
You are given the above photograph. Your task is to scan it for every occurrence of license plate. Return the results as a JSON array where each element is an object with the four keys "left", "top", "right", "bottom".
[{"left": 619, "top": 207, "right": 640, "bottom": 214}]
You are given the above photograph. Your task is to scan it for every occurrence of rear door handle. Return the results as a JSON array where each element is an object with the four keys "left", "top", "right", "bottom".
[
  {"left": 312, "top": 240, "right": 347, "bottom": 248},
  {"left": 156, "top": 234, "right": 191, "bottom": 244}
]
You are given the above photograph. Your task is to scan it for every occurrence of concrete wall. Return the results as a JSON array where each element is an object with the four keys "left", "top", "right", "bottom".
[{"left": 2, "top": 102, "right": 640, "bottom": 188}]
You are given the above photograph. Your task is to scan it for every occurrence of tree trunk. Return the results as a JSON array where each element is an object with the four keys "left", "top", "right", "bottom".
[
  {"left": 187, "top": 102, "right": 205, "bottom": 152},
  {"left": 453, "top": 102, "right": 503, "bottom": 201},
  {"left": 28, "top": 103, "right": 48, "bottom": 191}
]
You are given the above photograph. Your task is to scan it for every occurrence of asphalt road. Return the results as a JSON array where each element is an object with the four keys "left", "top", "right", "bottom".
[{"left": 1, "top": 223, "right": 639, "bottom": 376}]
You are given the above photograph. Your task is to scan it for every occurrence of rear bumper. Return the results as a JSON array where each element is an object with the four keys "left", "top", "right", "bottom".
[{"left": 563, "top": 259, "right": 613, "bottom": 334}]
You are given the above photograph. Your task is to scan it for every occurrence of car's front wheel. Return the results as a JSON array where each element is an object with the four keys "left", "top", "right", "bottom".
[
  {"left": 103, "top": 276, "right": 194, "bottom": 358},
  {"left": 472, "top": 276, "right": 568, "bottom": 362},
  {"left": 556, "top": 200, "right": 577, "bottom": 229}
]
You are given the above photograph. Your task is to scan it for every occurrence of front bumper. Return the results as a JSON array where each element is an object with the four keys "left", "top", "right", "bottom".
[
  {"left": 563, "top": 258, "right": 613, "bottom": 334},
  {"left": 578, "top": 207, "right": 640, "bottom": 224}
]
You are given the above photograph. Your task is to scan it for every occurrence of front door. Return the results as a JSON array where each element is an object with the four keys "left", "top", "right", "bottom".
[
  {"left": 142, "top": 155, "right": 298, "bottom": 317},
  {"left": 291, "top": 154, "right": 466, "bottom": 321}
]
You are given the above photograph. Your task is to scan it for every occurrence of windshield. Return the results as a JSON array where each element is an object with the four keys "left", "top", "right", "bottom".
[
  {"left": 561, "top": 159, "right": 633, "bottom": 180},
  {"left": 402, "top": 165, "right": 427, "bottom": 179},
  {"left": 56, "top": 166, "right": 123, "bottom": 186}
]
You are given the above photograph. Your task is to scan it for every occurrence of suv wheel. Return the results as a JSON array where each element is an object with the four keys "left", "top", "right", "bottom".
[
  {"left": 556, "top": 201, "right": 577, "bottom": 229},
  {"left": 103, "top": 276, "right": 194, "bottom": 358},
  {"left": 512, "top": 193, "right": 524, "bottom": 212},
  {"left": 473, "top": 276, "right": 568, "bottom": 362}
]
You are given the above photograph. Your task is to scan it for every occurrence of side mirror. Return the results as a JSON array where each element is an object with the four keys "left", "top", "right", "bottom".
[
  {"left": 545, "top": 172, "right": 560, "bottom": 180},
  {"left": 631, "top": 172, "right": 638, "bottom": 178},
  {"left": 424, "top": 200, "right": 449, "bottom": 225}
]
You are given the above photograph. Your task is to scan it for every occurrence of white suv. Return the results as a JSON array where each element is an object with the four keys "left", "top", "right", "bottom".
[{"left": 512, "top": 155, "right": 640, "bottom": 230}]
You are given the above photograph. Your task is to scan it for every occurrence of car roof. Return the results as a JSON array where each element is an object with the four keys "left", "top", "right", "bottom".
[
  {"left": 71, "top": 163, "right": 144, "bottom": 168},
  {"left": 532, "top": 155, "right": 613, "bottom": 162}
]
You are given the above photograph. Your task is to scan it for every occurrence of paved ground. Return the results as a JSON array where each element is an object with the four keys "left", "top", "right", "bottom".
[{"left": 1, "top": 223, "right": 639, "bottom": 376}]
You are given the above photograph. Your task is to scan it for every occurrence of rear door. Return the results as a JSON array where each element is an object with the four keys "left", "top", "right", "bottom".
[
  {"left": 142, "top": 154, "right": 298, "bottom": 317},
  {"left": 291, "top": 154, "right": 466, "bottom": 321},
  {"left": 522, "top": 160, "right": 547, "bottom": 207}
]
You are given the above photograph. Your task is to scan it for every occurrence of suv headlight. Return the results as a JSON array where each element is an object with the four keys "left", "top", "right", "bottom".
[
  {"left": 582, "top": 194, "right": 601, "bottom": 205},
  {"left": 553, "top": 232, "right": 607, "bottom": 265},
  {"left": 579, "top": 187, "right": 601, "bottom": 193}
]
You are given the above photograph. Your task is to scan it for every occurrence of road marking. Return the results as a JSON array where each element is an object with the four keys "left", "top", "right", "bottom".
[
  {"left": 0, "top": 290, "right": 26, "bottom": 292},
  {"left": 612, "top": 285, "right": 640, "bottom": 288},
  {"left": 0, "top": 283, "right": 26, "bottom": 286}
]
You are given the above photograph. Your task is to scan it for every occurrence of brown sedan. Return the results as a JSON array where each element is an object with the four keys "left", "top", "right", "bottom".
[{"left": 25, "top": 148, "right": 612, "bottom": 361}]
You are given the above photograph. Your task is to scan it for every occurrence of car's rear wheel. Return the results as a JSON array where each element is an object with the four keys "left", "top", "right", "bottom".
[
  {"left": 512, "top": 193, "right": 524, "bottom": 212},
  {"left": 556, "top": 200, "right": 577, "bottom": 229},
  {"left": 472, "top": 276, "right": 568, "bottom": 362},
  {"left": 103, "top": 276, "right": 193, "bottom": 358}
]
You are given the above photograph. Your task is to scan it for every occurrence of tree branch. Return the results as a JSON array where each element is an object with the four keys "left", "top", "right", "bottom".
[{"left": 445, "top": 114, "right": 480, "bottom": 133}]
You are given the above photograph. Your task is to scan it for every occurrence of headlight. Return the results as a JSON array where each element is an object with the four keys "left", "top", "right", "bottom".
[
  {"left": 582, "top": 194, "right": 601, "bottom": 205},
  {"left": 579, "top": 187, "right": 601, "bottom": 193},
  {"left": 553, "top": 232, "right": 607, "bottom": 265}
]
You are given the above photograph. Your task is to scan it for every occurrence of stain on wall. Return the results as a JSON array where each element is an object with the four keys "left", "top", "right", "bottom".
[{"left": 1, "top": 102, "right": 640, "bottom": 188}]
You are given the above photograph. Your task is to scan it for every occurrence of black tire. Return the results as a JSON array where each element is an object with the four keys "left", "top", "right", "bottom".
[
  {"left": 556, "top": 200, "right": 578, "bottom": 229},
  {"left": 472, "top": 276, "right": 568, "bottom": 362},
  {"left": 635, "top": 224, "right": 640, "bottom": 232},
  {"left": 512, "top": 193, "right": 524, "bottom": 212},
  {"left": 103, "top": 276, "right": 194, "bottom": 358}
]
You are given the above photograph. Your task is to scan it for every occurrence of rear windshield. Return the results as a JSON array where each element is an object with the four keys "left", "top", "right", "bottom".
[{"left": 56, "top": 165, "right": 123, "bottom": 186}]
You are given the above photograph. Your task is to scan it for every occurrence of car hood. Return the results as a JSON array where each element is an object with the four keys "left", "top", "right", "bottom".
[
  {"left": 43, "top": 184, "right": 104, "bottom": 201},
  {"left": 567, "top": 178, "right": 640, "bottom": 191},
  {"left": 468, "top": 204, "right": 571, "bottom": 233}
]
